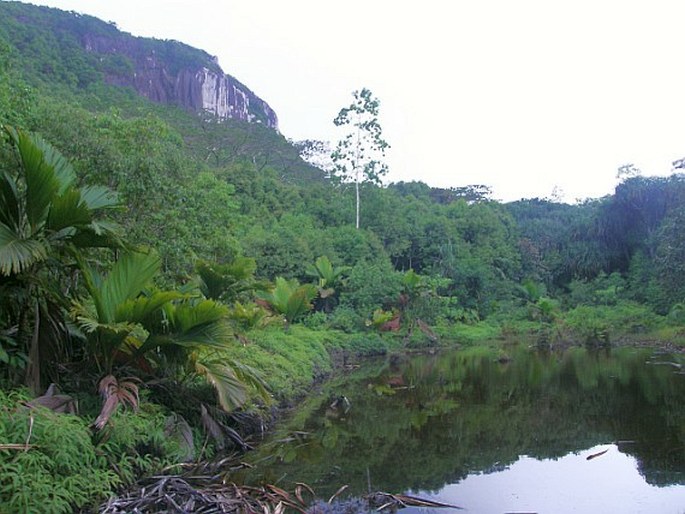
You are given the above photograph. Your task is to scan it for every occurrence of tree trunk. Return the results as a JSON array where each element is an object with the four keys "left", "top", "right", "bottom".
[
  {"left": 25, "top": 299, "right": 41, "bottom": 394},
  {"left": 355, "top": 179, "right": 360, "bottom": 229}
]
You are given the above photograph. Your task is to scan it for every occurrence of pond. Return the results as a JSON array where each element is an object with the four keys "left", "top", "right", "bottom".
[{"left": 241, "top": 345, "right": 685, "bottom": 513}]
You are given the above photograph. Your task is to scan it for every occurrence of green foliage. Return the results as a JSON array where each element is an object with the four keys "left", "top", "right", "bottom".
[
  {"left": 307, "top": 255, "right": 349, "bottom": 312},
  {"left": 563, "top": 301, "right": 664, "bottom": 345},
  {"left": 0, "top": 126, "right": 120, "bottom": 275},
  {"left": 369, "top": 308, "right": 396, "bottom": 330},
  {"left": 0, "top": 395, "right": 116, "bottom": 513},
  {"left": 227, "top": 301, "right": 273, "bottom": 331},
  {"left": 339, "top": 259, "right": 403, "bottom": 319},
  {"left": 328, "top": 305, "right": 366, "bottom": 333},
  {"left": 257, "top": 277, "right": 317, "bottom": 324},
  {"left": 196, "top": 256, "right": 257, "bottom": 303},
  {"left": 226, "top": 326, "right": 334, "bottom": 400},
  {"left": 72, "top": 250, "right": 266, "bottom": 412},
  {"left": 0, "top": 127, "right": 120, "bottom": 391},
  {"left": 307, "top": 255, "right": 349, "bottom": 289},
  {"left": 567, "top": 272, "right": 626, "bottom": 308},
  {"left": 0, "top": 390, "right": 185, "bottom": 514},
  {"left": 434, "top": 319, "right": 501, "bottom": 345}
]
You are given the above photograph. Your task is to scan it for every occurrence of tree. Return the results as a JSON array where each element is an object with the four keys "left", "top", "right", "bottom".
[
  {"left": 0, "top": 127, "right": 121, "bottom": 391},
  {"left": 71, "top": 250, "right": 268, "bottom": 412},
  {"left": 332, "top": 88, "right": 389, "bottom": 229},
  {"left": 257, "top": 277, "right": 317, "bottom": 325},
  {"left": 307, "top": 255, "right": 349, "bottom": 312}
]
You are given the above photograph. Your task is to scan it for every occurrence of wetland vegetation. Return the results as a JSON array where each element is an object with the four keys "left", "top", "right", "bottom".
[{"left": 0, "top": 3, "right": 684, "bottom": 512}]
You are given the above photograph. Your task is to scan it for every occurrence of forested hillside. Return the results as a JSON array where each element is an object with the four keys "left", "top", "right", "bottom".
[{"left": 1, "top": 3, "right": 684, "bottom": 512}]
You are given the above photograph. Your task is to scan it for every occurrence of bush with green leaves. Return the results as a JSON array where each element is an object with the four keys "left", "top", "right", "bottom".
[
  {"left": 0, "top": 389, "right": 184, "bottom": 514},
  {"left": 339, "top": 259, "right": 403, "bottom": 318},
  {"left": 328, "top": 305, "right": 366, "bottom": 333},
  {"left": 563, "top": 301, "right": 664, "bottom": 345}
]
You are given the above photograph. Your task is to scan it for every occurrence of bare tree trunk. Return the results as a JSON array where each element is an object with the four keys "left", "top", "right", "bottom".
[
  {"left": 355, "top": 180, "right": 360, "bottom": 229},
  {"left": 25, "top": 299, "right": 41, "bottom": 394}
]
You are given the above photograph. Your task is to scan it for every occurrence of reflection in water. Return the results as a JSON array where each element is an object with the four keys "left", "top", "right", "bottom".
[
  {"left": 242, "top": 346, "right": 685, "bottom": 512},
  {"left": 405, "top": 444, "right": 685, "bottom": 514}
]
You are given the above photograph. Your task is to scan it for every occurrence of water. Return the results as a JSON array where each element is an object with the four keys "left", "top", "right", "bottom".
[{"left": 242, "top": 345, "right": 685, "bottom": 513}]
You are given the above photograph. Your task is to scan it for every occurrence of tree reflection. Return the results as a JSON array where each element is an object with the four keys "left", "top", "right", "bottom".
[{"left": 243, "top": 346, "right": 685, "bottom": 496}]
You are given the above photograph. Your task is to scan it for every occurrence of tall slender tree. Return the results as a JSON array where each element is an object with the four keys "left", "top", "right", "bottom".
[{"left": 332, "top": 88, "right": 389, "bottom": 229}]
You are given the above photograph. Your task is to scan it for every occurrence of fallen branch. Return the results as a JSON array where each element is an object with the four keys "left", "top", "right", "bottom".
[{"left": 367, "top": 491, "right": 463, "bottom": 510}]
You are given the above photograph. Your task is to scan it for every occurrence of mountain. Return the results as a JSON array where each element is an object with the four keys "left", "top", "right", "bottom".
[{"left": 0, "top": 1, "right": 278, "bottom": 129}]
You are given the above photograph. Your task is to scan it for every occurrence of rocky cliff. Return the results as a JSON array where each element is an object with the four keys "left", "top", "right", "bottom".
[{"left": 0, "top": 2, "right": 278, "bottom": 129}]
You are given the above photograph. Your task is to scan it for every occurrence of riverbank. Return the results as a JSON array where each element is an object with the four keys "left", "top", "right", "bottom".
[{"left": 2, "top": 310, "right": 684, "bottom": 513}]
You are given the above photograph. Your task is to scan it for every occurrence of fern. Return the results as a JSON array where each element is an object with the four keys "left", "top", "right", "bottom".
[{"left": 0, "top": 390, "right": 184, "bottom": 514}]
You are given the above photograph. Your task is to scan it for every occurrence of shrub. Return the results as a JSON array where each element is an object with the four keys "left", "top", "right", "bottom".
[
  {"left": 328, "top": 306, "right": 365, "bottom": 333},
  {"left": 0, "top": 389, "right": 117, "bottom": 514},
  {"left": 563, "top": 301, "right": 664, "bottom": 345},
  {"left": 0, "top": 389, "right": 185, "bottom": 514}
]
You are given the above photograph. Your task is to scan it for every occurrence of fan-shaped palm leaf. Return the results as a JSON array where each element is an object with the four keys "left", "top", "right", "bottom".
[
  {"left": 0, "top": 224, "right": 48, "bottom": 275},
  {"left": 195, "top": 358, "right": 270, "bottom": 411},
  {"left": 79, "top": 185, "right": 119, "bottom": 211},
  {"left": 196, "top": 257, "right": 256, "bottom": 302},
  {"left": 6, "top": 127, "right": 76, "bottom": 230},
  {"left": 195, "top": 360, "right": 248, "bottom": 411},
  {"left": 0, "top": 171, "right": 20, "bottom": 231},
  {"left": 97, "top": 250, "right": 161, "bottom": 323},
  {"left": 258, "top": 277, "right": 317, "bottom": 322},
  {"left": 115, "top": 291, "right": 185, "bottom": 326}
]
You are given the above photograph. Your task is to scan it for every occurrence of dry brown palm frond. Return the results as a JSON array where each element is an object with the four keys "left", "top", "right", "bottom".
[
  {"left": 164, "top": 413, "right": 195, "bottom": 462},
  {"left": 99, "top": 477, "right": 313, "bottom": 514},
  {"left": 295, "top": 482, "right": 316, "bottom": 506},
  {"left": 92, "top": 375, "right": 140, "bottom": 430},
  {"left": 25, "top": 383, "right": 77, "bottom": 414},
  {"left": 200, "top": 403, "right": 225, "bottom": 450},
  {"left": 328, "top": 484, "right": 349, "bottom": 504}
]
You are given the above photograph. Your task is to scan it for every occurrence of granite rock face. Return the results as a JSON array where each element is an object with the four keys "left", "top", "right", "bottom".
[{"left": 80, "top": 32, "right": 278, "bottom": 129}]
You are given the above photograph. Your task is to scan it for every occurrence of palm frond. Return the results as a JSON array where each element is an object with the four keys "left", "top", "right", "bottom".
[
  {"left": 115, "top": 290, "right": 185, "bottom": 326},
  {"left": 99, "top": 250, "right": 161, "bottom": 323},
  {"left": 79, "top": 185, "right": 120, "bottom": 211},
  {"left": 169, "top": 299, "right": 229, "bottom": 333},
  {"left": 195, "top": 360, "right": 247, "bottom": 411},
  {"left": 47, "top": 187, "right": 91, "bottom": 232},
  {"left": 7, "top": 128, "right": 63, "bottom": 231},
  {"left": 31, "top": 132, "right": 77, "bottom": 194},
  {"left": 0, "top": 222, "right": 49, "bottom": 275},
  {"left": 70, "top": 221, "right": 124, "bottom": 249},
  {"left": 225, "top": 359, "right": 271, "bottom": 403},
  {"left": 285, "top": 284, "right": 317, "bottom": 322},
  {"left": 0, "top": 171, "right": 20, "bottom": 231},
  {"left": 92, "top": 375, "right": 139, "bottom": 430},
  {"left": 142, "top": 319, "right": 233, "bottom": 353}
]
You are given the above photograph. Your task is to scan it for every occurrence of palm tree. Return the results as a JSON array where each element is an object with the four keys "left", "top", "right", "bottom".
[
  {"left": 306, "top": 255, "right": 349, "bottom": 312},
  {"left": 257, "top": 277, "right": 317, "bottom": 325},
  {"left": 0, "top": 127, "right": 120, "bottom": 391},
  {"left": 71, "top": 250, "right": 268, "bottom": 416},
  {"left": 195, "top": 257, "right": 257, "bottom": 303}
]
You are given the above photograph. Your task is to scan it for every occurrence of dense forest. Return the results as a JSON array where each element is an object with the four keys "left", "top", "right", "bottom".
[{"left": 1, "top": 2, "right": 684, "bottom": 512}]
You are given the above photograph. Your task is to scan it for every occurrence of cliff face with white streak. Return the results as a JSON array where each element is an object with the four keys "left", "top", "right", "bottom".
[
  {"left": 81, "top": 33, "right": 279, "bottom": 130},
  {"left": 0, "top": 2, "right": 278, "bottom": 130}
]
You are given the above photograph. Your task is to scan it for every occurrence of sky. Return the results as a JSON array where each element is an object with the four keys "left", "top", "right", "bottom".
[{"left": 21, "top": 0, "right": 685, "bottom": 202}]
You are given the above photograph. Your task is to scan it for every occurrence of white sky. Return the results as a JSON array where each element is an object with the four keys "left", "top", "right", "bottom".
[{"left": 21, "top": 0, "right": 685, "bottom": 201}]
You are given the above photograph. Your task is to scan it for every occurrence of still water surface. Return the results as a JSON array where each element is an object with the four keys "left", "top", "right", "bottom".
[{"left": 243, "top": 346, "right": 685, "bottom": 513}]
